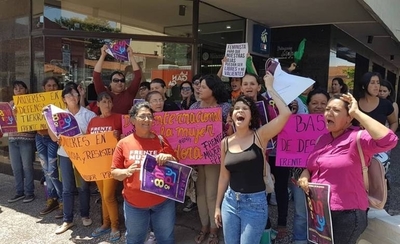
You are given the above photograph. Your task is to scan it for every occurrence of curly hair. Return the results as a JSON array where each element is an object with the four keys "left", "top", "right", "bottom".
[
  {"left": 128, "top": 101, "right": 154, "bottom": 118},
  {"left": 201, "top": 74, "right": 229, "bottom": 104},
  {"left": 232, "top": 95, "right": 261, "bottom": 130}
]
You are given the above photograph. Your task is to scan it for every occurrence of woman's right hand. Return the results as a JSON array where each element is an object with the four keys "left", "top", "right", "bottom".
[
  {"left": 263, "top": 71, "right": 274, "bottom": 88},
  {"left": 101, "top": 45, "right": 108, "bottom": 57},
  {"left": 297, "top": 177, "right": 309, "bottom": 194},
  {"left": 214, "top": 208, "right": 222, "bottom": 228}
]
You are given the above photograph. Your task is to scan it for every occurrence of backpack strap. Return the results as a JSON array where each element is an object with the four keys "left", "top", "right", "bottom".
[
  {"left": 356, "top": 130, "right": 370, "bottom": 192},
  {"left": 255, "top": 131, "right": 267, "bottom": 178}
]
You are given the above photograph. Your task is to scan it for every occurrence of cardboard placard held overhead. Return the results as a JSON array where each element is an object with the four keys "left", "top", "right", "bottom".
[{"left": 223, "top": 43, "right": 248, "bottom": 77}]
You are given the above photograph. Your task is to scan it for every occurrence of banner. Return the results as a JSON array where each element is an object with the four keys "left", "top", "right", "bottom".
[
  {"left": 43, "top": 105, "right": 81, "bottom": 137},
  {"left": 223, "top": 43, "right": 248, "bottom": 77},
  {"left": 307, "top": 183, "right": 334, "bottom": 244},
  {"left": 276, "top": 114, "right": 327, "bottom": 167},
  {"left": 133, "top": 99, "right": 145, "bottom": 105},
  {"left": 106, "top": 39, "right": 130, "bottom": 61},
  {"left": 122, "top": 108, "right": 223, "bottom": 165},
  {"left": 60, "top": 132, "right": 117, "bottom": 181},
  {"left": 0, "top": 102, "right": 17, "bottom": 133},
  {"left": 13, "top": 91, "right": 65, "bottom": 132},
  {"left": 140, "top": 154, "right": 192, "bottom": 203}
]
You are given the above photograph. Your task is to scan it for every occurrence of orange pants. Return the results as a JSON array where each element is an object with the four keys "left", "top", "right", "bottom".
[{"left": 96, "top": 179, "right": 119, "bottom": 229}]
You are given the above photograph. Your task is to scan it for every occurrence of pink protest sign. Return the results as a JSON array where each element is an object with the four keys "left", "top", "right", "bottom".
[
  {"left": 0, "top": 102, "right": 17, "bottom": 133},
  {"left": 106, "top": 39, "right": 130, "bottom": 61},
  {"left": 276, "top": 114, "right": 327, "bottom": 167},
  {"left": 121, "top": 114, "right": 135, "bottom": 137}
]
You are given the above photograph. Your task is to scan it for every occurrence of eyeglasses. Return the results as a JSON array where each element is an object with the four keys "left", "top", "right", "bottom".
[
  {"left": 139, "top": 86, "right": 148, "bottom": 91},
  {"left": 136, "top": 114, "right": 154, "bottom": 120},
  {"left": 150, "top": 99, "right": 164, "bottom": 105},
  {"left": 64, "top": 93, "right": 79, "bottom": 98},
  {"left": 193, "top": 79, "right": 200, "bottom": 86},
  {"left": 112, "top": 78, "right": 125, "bottom": 83},
  {"left": 181, "top": 87, "right": 192, "bottom": 91}
]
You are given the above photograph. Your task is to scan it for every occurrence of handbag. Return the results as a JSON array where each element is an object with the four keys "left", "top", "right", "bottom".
[
  {"left": 356, "top": 130, "right": 387, "bottom": 209},
  {"left": 255, "top": 131, "right": 275, "bottom": 193}
]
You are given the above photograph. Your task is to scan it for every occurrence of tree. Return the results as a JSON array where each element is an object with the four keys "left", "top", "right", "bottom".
[
  {"left": 162, "top": 43, "right": 191, "bottom": 66},
  {"left": 343, "top": 67, "right": 355, "bottom": 90}
]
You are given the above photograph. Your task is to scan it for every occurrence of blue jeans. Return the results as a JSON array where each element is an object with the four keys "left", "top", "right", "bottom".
[
  {"left": 123, "top": 199, "right": 175, "bottom": 244},
  {"left": 36, "top": 134, "right": 62, "bottom": 201},
  {"left": 59, "top": 156, "right": 90, "bottom": 223},
  {"left": 221, "top": 187, "right": 268, "bottom": 244},
  {"left": 290, "top": 180, "right": 308, "bottom": 244},
  {"left": 8, "top": 139, "right": 35, "bottom": 196}
]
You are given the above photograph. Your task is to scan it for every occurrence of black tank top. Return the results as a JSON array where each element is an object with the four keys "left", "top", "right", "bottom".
[{"left": 224, "top": 134, "right": 265, "bottom": 193}]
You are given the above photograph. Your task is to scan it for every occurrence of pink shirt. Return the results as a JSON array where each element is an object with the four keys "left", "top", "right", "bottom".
[{"left": 306, "top": 127, "right": 397, "bottom": 211}]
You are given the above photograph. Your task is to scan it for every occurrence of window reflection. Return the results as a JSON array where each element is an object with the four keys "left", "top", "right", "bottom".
[{"left": 328, "top": 44, "right": 355, "bottom": 94}]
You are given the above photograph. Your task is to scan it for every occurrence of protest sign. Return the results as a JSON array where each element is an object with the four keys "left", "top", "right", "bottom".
[
  {"left": 140, "top": 154, "right": 192, "bottom": 203},
  {"left": 223, "top": 43, "right": 248, "bottom": 77},
  {"left": 0, "top": 102, "right": 17, "bottom": 133},
  {"left": 306, "top": 183, "right": 334, "bottom": 244},
  {"left": 106, "top": 39, "right": 130, "bottom": 61},
  {"left": 276, "top": 114, "right": 327, "bottom": 167},
  {"left": 43, "top": 105, "right": 81, "bottom": 137},
  {"left": 60, "top": 132, "right": 117, "bottom": 181},
  {"left": 133, "top": 99, "right": 145, "bottom": 105},
  {"left": 13, "top": 91, "right": 65, "bottom": 132},
  {"left": 121, "top": 114, "right": 135, "bottom": 137},
  {"left": 265, "top": 58, "right": 315, "bottom": 105}
]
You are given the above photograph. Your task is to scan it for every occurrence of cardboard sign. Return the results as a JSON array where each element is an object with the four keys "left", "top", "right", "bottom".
[
  {"left": 122, "top": 108, "right": 223, "bottom": 165},
  {"left": 223, "top": 43, "right": 248, "bottom": 77},
  {"left": 13, "top": 91, "right": 65, "bottom": 132},
  {"left": 106, "top": 39, "right": 130, "bottom": 61},
  {"left": 140, "top": 154, "right": 192, "bottom": 203},
  {"left": 43, "top": 105, "right": 81, "bottom": 137},
  {"left": 276, "top": 114, "right": 327, "bottom": 167},
  {"left": 307, "top": 183, "right": 334, "bottom": 244},
  {"left": 60, "top": 132, "right": 118, "bottom": 181},
  {"left": 0, "top": 102, "right": 17, "bottom": 133}
]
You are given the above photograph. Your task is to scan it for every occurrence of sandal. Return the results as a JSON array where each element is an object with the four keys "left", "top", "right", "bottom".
[
  {"left": 208, "top": 233, "right": 219, "bottom": 244},
  {"left": 109, "top": 230, "right": 121, "bottom": 242},
  {"left": 195, "top": 231, "right": 209, "bottom": 244},
  {"left": 91, "top": 227, "right": 111, "bottom": 237}
]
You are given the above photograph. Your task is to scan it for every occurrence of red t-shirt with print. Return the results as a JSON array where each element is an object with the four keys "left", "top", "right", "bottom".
[
  {"left": 111, "top": 133, "right": 177, "bottom": 208},
  {"left": 86, "top": 113, "right": 122, "bottom": 134}
]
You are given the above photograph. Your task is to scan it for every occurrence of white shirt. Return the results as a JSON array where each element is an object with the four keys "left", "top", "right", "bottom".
[
  {"left": 295, "top": 97, "right": 309, "bottom": 114},
  {"left": 57, "top": 106, "right": 97, "bottom": 157}
]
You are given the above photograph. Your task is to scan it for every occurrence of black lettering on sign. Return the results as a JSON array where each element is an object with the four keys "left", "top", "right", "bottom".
[
  {"left": 95, "top": 134, "right": 106, "bottom": 144},
  {"left": 82, "top": 174, "right": 97, "bottom": 181},
  {"left": 280, "top": 138, "right": 292, "bottom": 151},
  {"left": 297, "top": 139, "right": 316, "bottom": 154},
  {"left": 14, "top": 93, "right": 46, "bottom": 105},
  {"left": 295, "top": 114, "right": 326, "bottom": 133},
  {"left": 62, "top": 136, "right": 90, "bottom": 148},
  {"left": 279, "top": 158, "right": 303, "bottom": 167},
  {"left": 21, "top": 125, "right": 37, "bottom": 131},
  {"left": 83, "top": 148, "right": 115, "bottom": 160},
  {"left": 100, "top": 171, "right": 112, "bottom": 179},
  {"left": 201, "top": 132, "right": 224, "bottom": 151}
]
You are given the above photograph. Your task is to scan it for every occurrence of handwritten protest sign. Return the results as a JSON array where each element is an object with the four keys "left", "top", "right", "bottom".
[
  {"left": 140, "top": 154, "right": 192, "bottom": 203},
  {"left": 276, "top": 114, "right": 327, "bottom": 167},
  {"left": 223, "top": 43, "right": 248, "bottom": 77},
  {"left": 13, "top": 91, "right": 65, "bottom": 132},
  {"left": 43, "top": 105, "right": 81, "bottom": 137},
  {"left": 60, "top": 132, "right": 117, "bottom": 182},
  {"left": 0, "top": 102, "right": 17, "bottom": 133},
  {"left": 106, "top": 39, "right": 130, "bottom": 61},
  {"left": 307, "top": 183, "right": 334, "bottom": 244},
  {"left": 121, "top": 114, "right": 135, "bottom": 137}
]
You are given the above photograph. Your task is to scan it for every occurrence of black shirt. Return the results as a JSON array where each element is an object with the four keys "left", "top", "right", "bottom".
[
  {"left": 163, "top": 99, "right": 180, "bottom": 112},
  {"left": 360, "top": 98, "right": 394, "bottom": 125}
]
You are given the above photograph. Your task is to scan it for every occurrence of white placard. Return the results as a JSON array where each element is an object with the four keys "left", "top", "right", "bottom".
[{"left": 223, "top": 43, "right": 248, "bottom": 77}]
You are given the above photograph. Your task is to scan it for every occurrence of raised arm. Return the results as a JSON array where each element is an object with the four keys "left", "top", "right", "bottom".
[
  {"left": 217, "top": 57, "right": 227, "bottom": 78},
  {"left": 246, "top": 53, "right": 258, "bottom": 75},
  {"left": 256, "top": 72, "right": 292, "bottom": 146},
  {"left": 126, "top": 46, "right": 142, "bottom": 95},
  {"left": 93, "top": 45, "right": 108, "bottom": 94}
]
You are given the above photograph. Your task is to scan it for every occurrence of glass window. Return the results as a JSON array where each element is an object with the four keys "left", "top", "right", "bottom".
[{"left": 328, "top": 44, "right": 356, "bottom": 94}]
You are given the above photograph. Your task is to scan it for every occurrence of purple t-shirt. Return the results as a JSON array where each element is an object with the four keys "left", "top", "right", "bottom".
[{"left": 306, "top": 127, "right": 397, "bottom": 211}]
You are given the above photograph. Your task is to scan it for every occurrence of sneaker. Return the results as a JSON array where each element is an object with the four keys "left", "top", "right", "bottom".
[
  {"left": 144, "top": 232, "right": 157, "bottom": 244},
  {"left": 183, "top": 200, "right": 197, "bottom": 212},
  {"left": 55, "top": 222, "right": 74, "bottom": 234},
  {"left": 23, "top": 195, "right": 35, "bottom": 203},
  {"left": 40, "top": 198, "right": 59, "bottom": 215},
  {"left": 82, "top": 217, "right": 92, "bottom": 227},
  {"left": 7, "top": 194, "right": 25, "bottom": 203},
  {"left": 55, "top": 203, "right": 63, "bottom": 219}
]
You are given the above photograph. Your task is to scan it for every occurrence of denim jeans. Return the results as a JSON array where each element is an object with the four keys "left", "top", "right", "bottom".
[
  {"left": 290, "top": 180, "right": 308, "bottom": 244},
  {"left": 36, "top": 134, "right": 62, "bottom": 201},
  {"left": 59, "top": 156, "right": 90, "bottom": 223},
  {"left": 221, "top": 187, "right": 268, "bottom": 244},
  {"left": 8, "top": 139, "right": 35, "bottom": 196},
  {"left": 331, "top": 209, "right": 368, "bottom": 244},
  {"left": 123, "top": 199, "right": 175, "bottom": 244}
]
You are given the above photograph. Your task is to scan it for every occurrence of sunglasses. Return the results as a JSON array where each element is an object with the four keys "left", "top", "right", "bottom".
[{"left": 112, "top": 78, "right": 125, "bottom": 83}]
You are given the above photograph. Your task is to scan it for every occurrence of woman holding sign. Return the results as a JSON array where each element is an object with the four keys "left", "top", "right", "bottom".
[
  {"left": 111, "top": 102, "right": 177, "bottom": 244},
  {"left": 53, "top": 85, "right": 97, "bottom": 234},
  {"left": 190, "top": 74, "right": 231, "bottom": 244},
  {"left": 214, "top": 72, "right": 292, "bottom": 244},
  {"left": 298, "top": 94, "right": 398, "bottom": 244},
  {"left": 86, "top": 92, "right": 122, "bottom": 241}
]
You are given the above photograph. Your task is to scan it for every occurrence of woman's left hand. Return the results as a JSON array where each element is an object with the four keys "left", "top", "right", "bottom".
[
  {"left": 156, "top": 153, "right": 174, "bottom": 165},
  {"left": 341, "top": 93, "right": 359, "bottom": 116},
  {"left": 113, "top": 130, "right": 121, "bottom": 140}
]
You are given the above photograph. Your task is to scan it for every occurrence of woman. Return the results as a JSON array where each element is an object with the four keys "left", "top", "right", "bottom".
[
  {"left": 37, "top": 77, "right": 64, "bottom": 218},
  {"left": 331, "top": 77, "right": 348, "bottom": 95},
  {"left": 289, "top": 88, "right": 330, "bottom": 244},
  {"left": 215, "top": 72, "right": 291, "bottom": 244},
  {"left": 7, "top": 81, "right": 36, "bottom": 204},
  {"left": 53, "top": 85, "right": 97, "bottom": 234},
  {"left": 150, "top": 78, "right": 180, "bottom": 111},
  {"left": 180, "top": 81, "right": 196, "bottom": 110},
  {"left": 192, "top": 74, "right": 202, "bottom": 101},
  {"left": 379, "top": 79, "right": 399, "bottom": 121},
  {"left": 190, "top": 74, "right": 231, "bottom": 244},
  {"left": 298, "top": 93, "right": 398, "bottom": 244},
  {"left": 145, "top": 91, "right": 165, "bottom": 112},
  {"left": 111, "top": 102, "right": 177, "bottom": 244},
  {"left": 86, "top": 92, "right": 121, "bottom": 241}
]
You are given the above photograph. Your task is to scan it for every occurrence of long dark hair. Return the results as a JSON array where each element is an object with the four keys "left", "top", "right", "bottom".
[
  {"left": 332, "top": 77, "right": 348, "bottom": 93},
  {"left": 201, "top": 74, "right": 229, "bottom": 104},
  {"left": 231, "top": 95, "right": 261, "bottom": 130},
  {"left": 360, "top": 72, "right": 382, "bottom": 97},
  {"left": 380, "top": 80, "right": 394, "bottom": 103}
]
